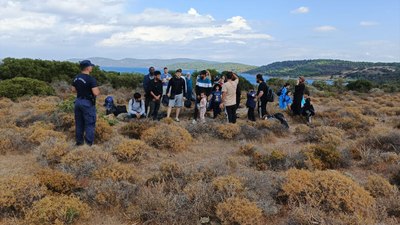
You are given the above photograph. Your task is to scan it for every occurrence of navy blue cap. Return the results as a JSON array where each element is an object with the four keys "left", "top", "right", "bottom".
[{"left": 79, "top": 60, "right": 95, "bottom": 69}]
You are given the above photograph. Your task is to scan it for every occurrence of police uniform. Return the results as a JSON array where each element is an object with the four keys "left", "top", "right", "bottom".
[{"left": 72, "top": 68, "right": 98, "bottom": 146}]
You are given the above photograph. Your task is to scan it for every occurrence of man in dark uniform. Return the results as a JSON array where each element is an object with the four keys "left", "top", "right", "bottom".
[{"left": 72, "top": 60, "right": 100, "bottom": 146}]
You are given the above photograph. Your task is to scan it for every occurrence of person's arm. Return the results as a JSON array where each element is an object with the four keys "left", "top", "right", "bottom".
[
  {"left": 166, "top": 79, "right": 172, "bottom": 96},
  {"left": 140, "top": 100, "right": 145, "bottom": 115},
  {"left": 128, "top": 99, "right": 134, "bottom": 114},
  {"left": 92, "top": 87, "right": 100, "bottom": 96},
  {"left": 182, "top": 78, "right": 187, "bottom": 98},
  {"left": 71, "top": 86, "right": 76, "bottom": 93},
  {"left": 90, "top": 77, "right": 100, "bottom": 96},
  {"left": 143, "top": 76, "right": 149, "bottom": 92}
]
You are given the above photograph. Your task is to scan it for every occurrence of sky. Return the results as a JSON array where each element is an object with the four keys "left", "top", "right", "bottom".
[{"left": 0, "top": 0, "right": 399, "bottom": 66}]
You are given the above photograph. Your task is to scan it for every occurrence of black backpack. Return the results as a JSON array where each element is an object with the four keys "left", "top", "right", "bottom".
[
  {"left": 266, "top": 86, "right": 275, "bottom": 102},
  {"left": 276, "top": 87, "right": 283, "bottom": 96}
]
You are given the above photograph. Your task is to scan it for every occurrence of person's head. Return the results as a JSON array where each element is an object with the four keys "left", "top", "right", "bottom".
[
  {"left": 206, "top": 70, "right": 210, "bottom": 76},
  {"left": 298, "top": 76, "right": 305, "bottom": 84},
  {"left": 154, "top": 70, "right": 161, "bottom": 81},
  {"left": 199, "top": 70, "right": 207, "bottom": 79},
  {"left": 79, "top": 60, "right": 95, "bottom": 74},
  {"left": 226, "top": 72, "right": 234, "bottom": 80},
  {"left": 133, "top": 93, "right": 141, "bottom": 101},
  {"left": 149, "top": 67, "right": 155, "bottom": 75},
  {"left": 186, "top": 72, "right": 191, "bottom": 78},
  {"left": 284, "top": 82, "right": 290, "bottom": 88},
  {"left": 213, "top": 84, "right": 221, "bottom": 91},
  {"left": 200, "top": 92, "right": 206, "bottom": 98},
  {"left": 286, "top": 90, "right": 292, "bottom": 96},
  {"left": 175, "top": 68, "right": 182, "bottom": 78},
  {"left": 256, "top": 74, "right": 264, "bottom": 83},
  {"left": 305, "top": 97, "right": 311, "bottom": 104},
  {"left": 163, "top": 67, "right": 168, "bottom": 74}
]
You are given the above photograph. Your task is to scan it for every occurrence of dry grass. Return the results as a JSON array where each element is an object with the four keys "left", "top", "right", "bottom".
[
  {"left": 112, "top": 139, "right": 153, "bottom": 163},
  {"left": 141, "top": 124, "right": 193, "bottom": 152},
  {"left": 216, "top": 197, "right": 263, "bottom": 225},
  {"left": 35, "top": 168, "right": 78, "bottom": 194}
]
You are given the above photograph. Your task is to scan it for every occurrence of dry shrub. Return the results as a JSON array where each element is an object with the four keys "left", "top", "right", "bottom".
[
  {"left": 95, "top": 118, "right": 113, "bottom": 143},
  {"left": 282, "top": 169, "right": 376, "bottom": 223},
  {"left": 37, "top": 138, "right": 71, "bottom": 166},
  {"left": 59, "top": 147, "right": 116, "bottom": 178},
  {"left": 212, "top": 176, "right": 244, "bottom": 198},
  {"left": 378, "top": 107, "right": 400, "bottom": 116},
  {"left": 85, "top": 179, "right": 137, "bottom": 208},
  {"left": 92, "top": 163, "right": 137, "bottom": 183},
  {"left": 185, "top": 123, "right": 215, "bottom": 137},
  {"left": 301, "top": 145, "right": 346, "bottom": 170},
  {"left": 238, "top": 125, "right": 264, "bottom": 140},
  {"left": 363, "top": 130, "right": 400, "bottom": 153},
  {"left": 160, "top": 117, "right": 174, "bottom": 124},
  {"left": 141, "top": 124, "right": 192, "bottom": 152},
  {"left": 336, "top": 107, "right": 376, "bottom": 131},
  {"left": 0, "top": 176, "right": 47, "bottom": 216},
  {"left": 365, "top": 175, "right": 397, "bottom": 198},
  {"left": 148, "top": 161, "right": 185, "bottom": 185},
  {"left": 28, "top": 122, "right": 66, "bottom": 144},
  {"left": 0, "top": 97, "right": 13, "bottom": 108},
  {"left": 35, "top": 169, "right": 78, "bottom": 194},
  {"left": 215, "top": 123, "right": 241, "bottom": 139},
  {"left": 238, "top": 143, "right": 257, "bottom": 156},
  {"left": 112, "top": 139, "right": 153, "bottom": 163},
  {"left": 49, "top": 112, "right": 74, "bottom": 132},
  {"left": 251, "top": 150, "right": 287, "bottom": 171},
  {"left": 24, "top": 195, "right": 90, "bottom": 225},
  {"left": 0, "top": 126, "right": 31, "bottom": 154},
  {"left": 216, "top": 197, "right": 263, "bottom": 225},
  {"left": 304, "top": 126, "right": 344, "bottom": 147},
  {"left": 256, "top": 119, "right": 287, "bottom": 137},
  {"left": 295, "top": 124, "right": 311, "bottom": 134},
  {"left": 119, "top": 120, "right": 155, "bottom": 139}
]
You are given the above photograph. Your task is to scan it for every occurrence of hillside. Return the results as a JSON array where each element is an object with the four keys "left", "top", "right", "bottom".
[
  {"left": 68, "top": 57, "right": 256, "bottom": 72},
  {"left": 246, "top": 59, "right": 400, "bottom": 83}
]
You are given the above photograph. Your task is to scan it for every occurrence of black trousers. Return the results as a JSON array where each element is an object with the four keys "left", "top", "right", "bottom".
[
  {"left": 226, "top": 105, "right": 237, "bottom": 123},
  {"left": 145, "top": 95, "right": 152, "bottom": 115},
  {"left": 149, "top": 100, "right": 160, "bottom": 120},
  {"left": 193, "top": 98, "right": 200, "bottom": 120},
  {"left": 259, "top": 100, "right": 268, "bottom": 118},
  {"left": 213, "top": 102, "right": 222, "bottom": 118},
  {"left": 248, "top": 107, "right": 256, "bottom": 121}
]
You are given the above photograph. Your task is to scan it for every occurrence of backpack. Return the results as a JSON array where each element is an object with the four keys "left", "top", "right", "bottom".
[
  {"left": 161, "top": 95, "right": 169, "bottom": 107},
  {"left": 131, "top": 99, "right": 142, "bottom": 109},
  {"left": 266, "top": 87, "right": 275, "bottom": 102},
  {"left": 276, "top": 87, "right": 283, "bottom": 96},
  {"left": 104, "top": 96, "right": 115, "bottom": 109},
  {"left": 184, "top": 99, "right": 192, "bottom": 108}
]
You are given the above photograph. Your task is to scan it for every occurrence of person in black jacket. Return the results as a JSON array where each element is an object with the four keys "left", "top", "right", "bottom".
[
  {"left": 292, "top": 76, "right": 306, "bottom": 115},
  {"left": 148, "top": 71, "right": 163, "bottom": 120},
  {"left": 256, "top": 74, "right": 269, "bottom": 118},
  {"left": 166, "top": 69, "right": 186, "bottom": 122}
]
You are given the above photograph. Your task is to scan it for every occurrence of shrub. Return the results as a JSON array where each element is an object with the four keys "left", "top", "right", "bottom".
[
  {"left": 365, "top": 175, "right": 397, "bottom": 198},
  {"left": 0, "top": 77, "right": 55, "bottom": 100},
  {"left": 215, "top": 123, "right": 241, "bottom": 139},
  {"left": 301, "top": 145, "right": 345, "bottom": 170},
  {"left": 347, "top": 79, "right": 373, "bottom": 92},
  {"left": 392, "top": 170, "right": 400, "bottom": 187},
  {"left": 141, "top": 124, "right": 192, "bottom": 152},
  {"left": 59, "top": 148, "right": 116, "bottom": 178},
  {"left": 282, "top": 169, "right": 376, "bottom": 222},
  {"left": 238, "top": 125, "right": 264, "bottom": 140},
  {"left": 295, "top": 124, "right": 311, "bottom": 134},
  {"left": 304, "top": 126, "right": 344, "bottom": 147},
  {"left": 37, "top": 138, "right": 70, "bottom": 166},
  {"left": 363, "top": 131, "right": 400, "bottom": 153},
  {"left": 119, "top": 120, "right": 156, "bottom": 139},
  {"left": 216, "top": 197, "right": 263, "bottom": 225},
  {"left": 28, "top": 122, "right": 66, "bottom": 145},
  {"left": 256, "top": 119, "right": 287, "bottom": 137},
  {"left": 0, "top": 176, "right": 47, "bottom": 216},
  {"left": 92, "top": 163, "right": 137, "bottom": 183},
  {"left": 238, "top": 143, "right": 257, "bottom": 156},
  {"left": 57, "top": 95, "right": 75, "bottom": 113},
  {"left": 35, "top": 169, "right": 78, "bottom": 194},
  {"left": 0, "top": 126, "right": 31, "bottom": 154},
  {"left": 251, "top": 150, "right": 287, "bottom": 171},
  {"left": 112, "top": 139, "right": 153, "bottom": 163},
  {"left": 24, "top": 195, "right": 90, "bottom": 225},
  {"left": 95, "top": 118, "right": 113, "bottom": 144},
  {"left": 212, "top": 176, "right": 244, "bottom": 198}
]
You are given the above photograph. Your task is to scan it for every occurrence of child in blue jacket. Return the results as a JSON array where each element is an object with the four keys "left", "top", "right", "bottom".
[{"left": 246, "top": 89, "right": 257, "bottom": 121}]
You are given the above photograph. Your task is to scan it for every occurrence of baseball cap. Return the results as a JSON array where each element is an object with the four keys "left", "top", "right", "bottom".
[{"left": 79, "top": 60, "right": 95, "bottom": 69}]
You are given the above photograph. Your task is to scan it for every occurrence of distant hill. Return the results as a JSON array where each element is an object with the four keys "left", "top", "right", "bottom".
[
  {"left": 68, "top": 57, "right": 256, "bottom": 73},
  {"left": 246, "top": 59, "right": 400, "bottom": 83}
]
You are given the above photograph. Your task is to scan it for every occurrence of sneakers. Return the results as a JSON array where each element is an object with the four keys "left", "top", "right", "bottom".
[
  {"left": 175, "top": 118, "right": 180, "bottom": 122},
  {"left": 192, "top": 119, "right": 197, "bottom": 124}
]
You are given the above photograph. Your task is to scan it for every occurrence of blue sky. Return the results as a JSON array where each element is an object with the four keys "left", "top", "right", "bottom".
[{"left": 0, "top": 0, "right": 399, "bottom": 65}]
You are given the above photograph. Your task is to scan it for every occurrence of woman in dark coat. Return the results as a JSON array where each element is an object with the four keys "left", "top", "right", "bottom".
[{"left": 291, "top": 76, "right": 306, "bottom": 115}]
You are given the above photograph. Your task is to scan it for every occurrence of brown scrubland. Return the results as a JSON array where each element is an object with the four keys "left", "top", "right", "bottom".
[{"left": 0, "top": 83, "right": 399, "bottom": 225}]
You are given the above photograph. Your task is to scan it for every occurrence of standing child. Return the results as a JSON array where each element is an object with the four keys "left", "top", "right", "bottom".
[
  {"left": 281, "top": 90, "right": 293, "bottom": 111},
  {"left": 211, "top": 84, "right": 222, "bottom": 118},
  {"left": 246, "top": 89, "right": 257, "bottom": 121},
  {"left": 199, "top": 92, "right": 207, "bottom": 123}
]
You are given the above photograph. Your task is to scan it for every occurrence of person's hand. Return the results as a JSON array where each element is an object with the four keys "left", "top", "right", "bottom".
[
  {"left": 197, "top": 95, "right": 200, "bottom": 100},
  {"left": 167, "top": 93, "right": 170, "bottom": 98},
  {"left": 183, "top": 97, "right": 187, "bottom": 101},
  {"left": 136, "top": 113, "right": 141, "bottom": 118},
  {"left": 219, "top": 103, "right": 224, "bottom": 109}
]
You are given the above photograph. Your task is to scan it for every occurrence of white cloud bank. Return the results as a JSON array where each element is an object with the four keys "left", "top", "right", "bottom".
[
  {"left": 314, "top": 25, "right": 337, "bottom": 32},
  {"left": 360, "top": 21, "right": 379, "bottom": 27}
]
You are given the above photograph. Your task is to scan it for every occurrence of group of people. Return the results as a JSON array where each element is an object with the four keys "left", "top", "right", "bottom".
[{"left": 72, "top": 60, "right": 314, "bottom": 146}]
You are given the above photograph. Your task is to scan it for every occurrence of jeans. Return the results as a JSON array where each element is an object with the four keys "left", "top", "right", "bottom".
[
  {"left": 149, "top": 100, "right": 160, "bottom": 120},
  {"left": 74, "top": 98, "right": 96, "bottom": 145},
  {"left": 226, "top": 105, "right": 237, "bottom": 123}
]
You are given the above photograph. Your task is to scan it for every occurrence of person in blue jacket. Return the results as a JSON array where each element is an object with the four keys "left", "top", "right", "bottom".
[{"left": 279, "top": 83, "right": 292, "bottom": 110}]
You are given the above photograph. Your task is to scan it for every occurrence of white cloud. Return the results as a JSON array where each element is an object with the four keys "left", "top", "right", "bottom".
[
  {"left": 291, "top": 6, "right": 310, "bottom": 14},
  {"left": 360, "top": 21, "right": 379, "bottom": 27},
  {"left": 100, "top": 15, "right": 273, "bottom": 46},
  {"left": 314, "top": 25, "right": 337, "bottom": 32}
]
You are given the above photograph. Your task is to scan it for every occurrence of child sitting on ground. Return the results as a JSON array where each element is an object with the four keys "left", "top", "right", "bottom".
[
  {"left": 199, "top": 92, "right": 207, "bottom": 123},
  {"left": 246, "top": 89, "right": 257, "bottom": 121},
  {"left": 301, "top": 97, "right": 315, "bottom": 124}
]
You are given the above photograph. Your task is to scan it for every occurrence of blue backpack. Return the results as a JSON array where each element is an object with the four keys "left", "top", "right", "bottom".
[{"left": 104, "top": 96, "right": 115, "bottom": 110}]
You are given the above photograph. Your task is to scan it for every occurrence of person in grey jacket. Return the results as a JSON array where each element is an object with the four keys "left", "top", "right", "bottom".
[{"left": 128, "top": 93, "right": 146, "bottom": 119}]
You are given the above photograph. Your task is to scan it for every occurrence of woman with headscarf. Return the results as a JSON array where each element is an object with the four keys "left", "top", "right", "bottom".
[{"left": 291, "top": 76, "right": 306, "bottom": 115}]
